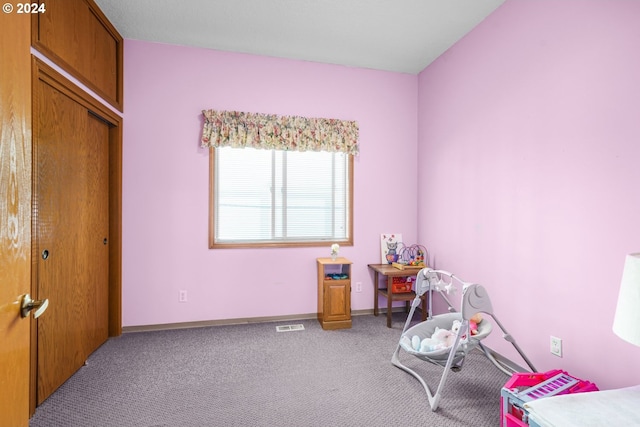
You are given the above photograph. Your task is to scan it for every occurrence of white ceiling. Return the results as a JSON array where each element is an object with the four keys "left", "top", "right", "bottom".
[{"left": 94, "top": 0, "right": 505, "bottom": 74}]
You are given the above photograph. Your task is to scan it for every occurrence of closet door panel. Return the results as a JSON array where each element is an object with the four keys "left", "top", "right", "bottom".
[{"left": 34, "top": 78, "right": 110, "bottom": 404}]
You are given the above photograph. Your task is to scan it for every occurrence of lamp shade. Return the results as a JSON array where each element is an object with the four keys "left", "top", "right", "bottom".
[{"left": 613, "top": 253, "right": 640, "bottom": 346}]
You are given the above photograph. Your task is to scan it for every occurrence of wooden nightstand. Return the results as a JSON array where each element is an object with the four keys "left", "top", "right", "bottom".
[{"left": 317, "top": 257, "right": 352, "bottom": 330}]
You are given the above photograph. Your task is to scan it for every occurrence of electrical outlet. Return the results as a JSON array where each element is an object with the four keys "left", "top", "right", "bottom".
[
  {"left": 179, "top": 290, "right": 188, "bottom": 303},
  {"left": 550, "top": 336, "right": 562, "bottom": 357},
  {"left": 355, "top": 282, "right": 362, "bottom": 293}
]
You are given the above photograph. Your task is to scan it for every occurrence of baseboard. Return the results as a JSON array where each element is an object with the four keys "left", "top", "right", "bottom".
[
  {"left": 122, "top": 309, "right": 390, "bottom": 333},
  {"left": 123, "top": 313, "right": 313, "bottom": 333}
]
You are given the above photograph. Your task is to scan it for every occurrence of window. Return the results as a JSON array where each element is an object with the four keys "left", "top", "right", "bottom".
[{"left": 210, "top": 147, "right": 353, "bottom": 248}]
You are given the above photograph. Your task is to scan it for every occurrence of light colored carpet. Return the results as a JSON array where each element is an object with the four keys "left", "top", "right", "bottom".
[{"left": 29, "top": 313, "right": 511, "bottom": 427}]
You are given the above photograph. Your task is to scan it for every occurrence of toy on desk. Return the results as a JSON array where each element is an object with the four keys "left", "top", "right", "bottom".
[
  {"left": 399, "top": 243, "right": 428, "bottom": 265},
  {"left": 392, "top": 243, "right": 429, "bottom": 269},
  {"left": 385, "top": 240, "right": 399, "bottom": 263}
]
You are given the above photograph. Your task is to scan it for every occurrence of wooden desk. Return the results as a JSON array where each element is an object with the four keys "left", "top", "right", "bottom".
[{"left": 367, "top": 264, "right": 428, "bottom": 328}]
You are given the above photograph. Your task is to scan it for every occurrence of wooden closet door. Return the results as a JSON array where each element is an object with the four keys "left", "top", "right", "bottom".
[
  {"left": 34, "top": 78, "right": 110, "bottom": 404},
  {"left": 0, "top": 12, "right": 32, "bottom": 427}
]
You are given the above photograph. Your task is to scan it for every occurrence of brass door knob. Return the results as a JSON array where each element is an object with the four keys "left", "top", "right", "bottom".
[{"left": 20, "top": 294, "right": 49, "bottom": 319}]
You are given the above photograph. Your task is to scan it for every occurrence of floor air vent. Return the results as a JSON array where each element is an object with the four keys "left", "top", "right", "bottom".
[{"left": 276, "top": 324, "right": 305, "bottom": 332}]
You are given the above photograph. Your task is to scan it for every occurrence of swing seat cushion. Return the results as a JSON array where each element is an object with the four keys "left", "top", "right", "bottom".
[{"left": 400, "top": 312, "right": 492, "bottom": 360}]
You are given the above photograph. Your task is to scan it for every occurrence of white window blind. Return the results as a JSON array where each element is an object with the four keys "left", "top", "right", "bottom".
[{"left": 213, "top": 146, "right": 351, "bottom": 246}]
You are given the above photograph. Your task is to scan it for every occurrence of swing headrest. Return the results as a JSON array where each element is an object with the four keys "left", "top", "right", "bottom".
[{"left": 461, "top": 284, "right": 494, "bottom": 320}]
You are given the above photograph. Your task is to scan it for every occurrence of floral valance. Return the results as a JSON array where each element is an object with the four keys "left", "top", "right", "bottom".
[{"left": 201, "top": 110, "right": 359, "bottom": 155}]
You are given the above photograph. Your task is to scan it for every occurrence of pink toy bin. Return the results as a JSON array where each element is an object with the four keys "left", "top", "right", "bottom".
[{"left": 501, "top": 370, "right": 598, "bottom": 427}]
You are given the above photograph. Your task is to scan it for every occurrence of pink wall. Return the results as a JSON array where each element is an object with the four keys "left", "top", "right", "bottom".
[
  {"left": 123, "top": 0, "right": 640, "bottom": 390},
  {"left": 122, "top": 41, "right": 418, "bottom": 327},
  {"left": 417, "top": 0, "right": 640, "bottom": 389}
]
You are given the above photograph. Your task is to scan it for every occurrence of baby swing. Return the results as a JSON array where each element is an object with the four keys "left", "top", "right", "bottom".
[{"left": 391, "top": 268, "right": 537, "bottom": 411}]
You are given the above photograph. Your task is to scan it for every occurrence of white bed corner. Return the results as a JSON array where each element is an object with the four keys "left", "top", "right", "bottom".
[{"left": 524, "top": 385, "right": 640, "bottom": 427}]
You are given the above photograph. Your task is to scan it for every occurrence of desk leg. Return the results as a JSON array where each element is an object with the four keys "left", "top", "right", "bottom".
[
  {"left": 387, "top": 276, "right": 393, "bottom": 328},
  {"left": 373, "top": 272, "right": 379, "bottom": 316},
  {"left": 421, "top": 295, "right": 427, "bottom": 322}
]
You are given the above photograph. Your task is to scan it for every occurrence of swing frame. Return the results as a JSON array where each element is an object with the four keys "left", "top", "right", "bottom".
[{"left": 391, "top": 268, "right": 537, "bottom": 411}]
